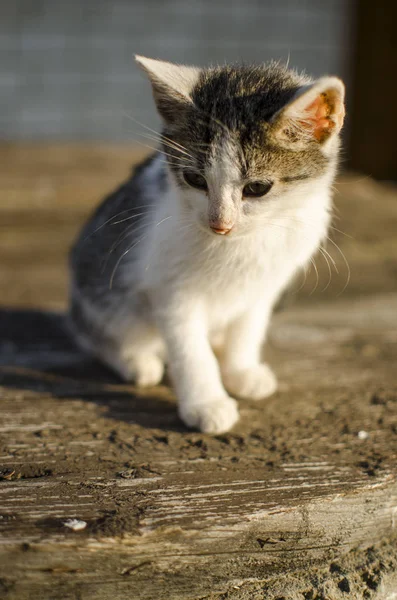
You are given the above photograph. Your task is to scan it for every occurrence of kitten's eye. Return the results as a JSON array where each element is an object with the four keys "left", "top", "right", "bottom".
[
  {"left": 242, "top": 181, "right": 273, "bottom": 198},
  {"left": 183, "top": 170, "right": 208, "bottom": 190}
]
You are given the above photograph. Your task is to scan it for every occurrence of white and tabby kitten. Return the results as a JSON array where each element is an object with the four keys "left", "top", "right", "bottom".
[{"left": 69, "top": 56, "right": 345, "bottom": 433}]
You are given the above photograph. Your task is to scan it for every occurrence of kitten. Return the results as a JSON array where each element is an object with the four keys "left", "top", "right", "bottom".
[{"left": 69, "top": 56, "right": 345, "bottom": 433}]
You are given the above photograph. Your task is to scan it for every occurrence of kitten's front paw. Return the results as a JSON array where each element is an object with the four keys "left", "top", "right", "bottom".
[
  {"left": 223, "top": 364, "right": 277, "bottom": 401},
  {"left": 179, "top": 396, "right": 239, "bottom": 434}
]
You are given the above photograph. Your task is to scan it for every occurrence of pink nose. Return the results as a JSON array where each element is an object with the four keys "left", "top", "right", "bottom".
[{"left": 211, "top": 226, "right": 233, "bottom": 235}]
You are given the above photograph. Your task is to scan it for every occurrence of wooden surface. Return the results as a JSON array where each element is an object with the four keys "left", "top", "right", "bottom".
[{"left": 0, "top": 144, "right": 397, "bottom": 600}]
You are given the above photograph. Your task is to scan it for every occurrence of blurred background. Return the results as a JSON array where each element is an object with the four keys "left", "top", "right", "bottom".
[
  {"left": 1, "top": 0, "right": 396, "bottom": 310},
  {"left": 1, "top": 0, "right": 354, "bottom": 141},
  {"left": 2, "top": 0, "right": 397, "bottom": 176}
]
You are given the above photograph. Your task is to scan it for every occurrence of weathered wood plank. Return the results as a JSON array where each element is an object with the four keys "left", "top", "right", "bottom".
[{"left": 0, "top": 298, "right": 396, "bottom": 599}]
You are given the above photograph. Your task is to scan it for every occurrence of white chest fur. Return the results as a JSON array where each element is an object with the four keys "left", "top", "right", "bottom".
[{"left": 139, "top": 197, "right": 329, "bottom": 325}]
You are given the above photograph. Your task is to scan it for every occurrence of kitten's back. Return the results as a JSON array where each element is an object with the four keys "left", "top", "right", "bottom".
[{"left": 70, "top": 152, "right": 165, "bottom": 303}]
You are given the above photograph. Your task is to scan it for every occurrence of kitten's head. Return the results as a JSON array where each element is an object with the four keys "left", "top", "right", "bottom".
[{"left": 136, "top": 56, "right": 345, "bottom": 236}]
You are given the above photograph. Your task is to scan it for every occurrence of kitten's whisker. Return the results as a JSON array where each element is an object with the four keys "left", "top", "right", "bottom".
[
  {"left": 101, "top": 220, "right": 150, "bottom": 275},
  {"left": 110, "top": 215, "right": 173, "bottom": 281},
  {"left": 320, "top": 245, "right": 339, "bottom": 273},
  {"left": 110, "top": 212, "right": 146, "bottom": 225},
  {"left": 328, "top": 225, "right": 352, "bottom": 239},
  {"left": 123, "top": 113, "right": 193, "bottom": 156},
  {"left": 154, "top": 215, "right": 172, "bottom": 228},
  {"left": 178, "top": 223, "right": 196, "bottom": 233},
  {"left": 109, "top": 233, "right": 148, "bottom": 289},
  {"left": 159, "top": 136, "right": 193, "bottom": 155},
  {"left": 317, "top": 247, "right": 332, "bottom": 292},
  {"left": 159, "top": 140, "right": 195, "bottom": 161},
  {"left": 137, "top": 132, "right": 195, "bottom": 162},
  {"left": 82, "top": 205, "right": 156, "bottom": 241},
  {"left": 325, "top": 236, "right": 351, "bottom": 295},
  {"left": 157, "top": 158, "right": 187, "bottom": 167},
  {"left": 134, "top": 140, "right": 194, "bottom": 165},
  {"left": 161, "top": 161, "right": 195, "bottom": 170},
  {"left": 308, "top": 257, "right": 320, "bottom": 295}
]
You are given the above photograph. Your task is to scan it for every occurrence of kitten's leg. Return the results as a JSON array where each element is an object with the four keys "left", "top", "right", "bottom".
[
  {"left": 156, "top": 305, "right": 239, "bottom": 434},
  {"left": 100, "top": 320, "right": 165, "bottom": 387},
  {"left": 72, "top": 299, "right": 165, "bottom": 386},
  {"left": 220, "top": 302, "right": 277, "bottom": 401}
]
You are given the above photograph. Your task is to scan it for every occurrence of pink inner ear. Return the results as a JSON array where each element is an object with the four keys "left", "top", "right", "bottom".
[{"left": 301, "top": 92, "right": 344, "bottom": 142}]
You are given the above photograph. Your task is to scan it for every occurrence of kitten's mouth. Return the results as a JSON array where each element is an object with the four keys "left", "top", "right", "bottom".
[{"left": 210, "top": 226, "right": 233, "bottom": 235}]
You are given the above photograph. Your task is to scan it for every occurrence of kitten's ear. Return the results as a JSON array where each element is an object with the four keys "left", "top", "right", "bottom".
[
  {"left": 135, "top": 56, "right": 201, "bottom": 124},
  {"left": 271, "top": 77, "right": 345, "bottom": 147}
]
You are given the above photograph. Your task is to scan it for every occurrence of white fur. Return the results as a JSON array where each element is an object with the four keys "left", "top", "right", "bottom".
[
  {"left": 83, "top": 147, "right": 332, "bottom": 434},
  {"left": 135, "top": 55, "right": 200, "bottom": 99}
]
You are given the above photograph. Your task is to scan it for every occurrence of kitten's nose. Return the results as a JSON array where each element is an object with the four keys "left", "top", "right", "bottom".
[{"left": 210, "top": 226, "right": 233, "bottom": 235}]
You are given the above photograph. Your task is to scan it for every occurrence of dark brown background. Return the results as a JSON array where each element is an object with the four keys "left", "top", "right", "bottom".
[{"left": 348, "top": 0, "right": 397, "bottom": 179}]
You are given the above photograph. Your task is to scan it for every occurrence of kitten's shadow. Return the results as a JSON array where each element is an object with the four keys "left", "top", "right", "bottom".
[{"left": 0, "top": 308, "right": 184, "bottom": 432}]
